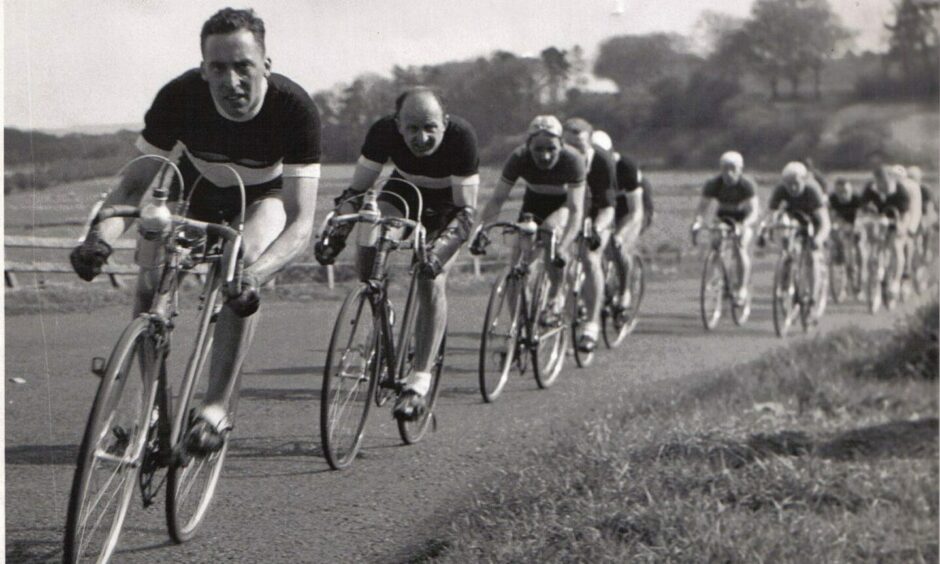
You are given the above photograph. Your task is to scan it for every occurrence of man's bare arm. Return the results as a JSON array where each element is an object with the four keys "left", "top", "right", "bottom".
[
  {"left": 95, "top": 158, "right": 164, "bottom": 242},
  {"left": 246, "top": 176, "right": 319, "bottom": 283}
]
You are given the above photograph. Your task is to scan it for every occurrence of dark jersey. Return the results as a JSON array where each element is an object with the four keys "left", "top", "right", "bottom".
[
  {"left": 502, "top": 145, "right": 586, "bottom": 224},
  {"left": 769, "top": 178, "right": 826, "bottom": 227},
  {"left": 138, "top": 69, "right": 321, "bottom": 188},
  {"left": 613, "top": 156, "right": 644, "bottom": 221},
  {"left": 702, "top": 174, "right": 757, "bottom": 221},
  {"left": 861, "top": 185, "right": 910, "bottom": 216},
  {"left": 828, "top": 193, "right": 863, "bottom": 224},
  {"left": 585, "top": 144, "right": 615, "bottom": 216},
  {"left": 360, "top": 114, "right": 479, "bottom": 191}
]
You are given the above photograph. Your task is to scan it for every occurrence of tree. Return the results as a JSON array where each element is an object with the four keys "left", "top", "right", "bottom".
[
  {"left": 742, "top": 0, "right": 851, "bottom": 99},
  {"left": 885, "top": 0, "right": 940, "bottom": 94},
  {"left": 594, "top": 33, "right": 698, "bottom": 94},
  {"left": 539, "top": 47, "right": 571, "bottom": 107}
]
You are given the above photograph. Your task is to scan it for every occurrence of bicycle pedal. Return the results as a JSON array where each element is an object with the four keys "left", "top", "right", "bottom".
[{"left": 90, "top": 356, "right": 106, "bottom": 378}]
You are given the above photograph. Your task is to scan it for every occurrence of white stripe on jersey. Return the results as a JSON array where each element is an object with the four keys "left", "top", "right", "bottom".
[
  {"left": 452, "top": 173, "right": 480, "bottom": 188},
  {"left": 283, "top": 163, "right": 321, "bottom": 179},
  {"left": 357, "top": 155, "right": 385, "bottom": 172},
  {"left": 184, "top": 147, "right": 282, "bottom": 187},
  {"left": 135, "top": 135, "right": 171, "bottom": 158},
  {"left": 513, "top": 180, "right": 584, "bottom": 196}
]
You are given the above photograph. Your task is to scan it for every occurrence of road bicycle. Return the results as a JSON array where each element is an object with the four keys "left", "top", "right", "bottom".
[
  {"left": 861, "top": 209, "right": 901, "bottom": 314},
  {"left": 474, "top": 213, "right": 568, "bottom": 403},
  {"left": 693, "top": 220, "right": 751, "bottom": 331},
  {"left": 763, "top": 210, "right": 825, "bottom": 337},
  {"left": 317, "top": 180, "right": 446, "bottom": 470},
  {"left": 64, "top": 155, "right": 247, "bottom": 563},
  {"left": 568, "top": 219, "right": 597, "bottom": 367},
  {"left": 601, "top": 237, "right": 644, "bottom": 348},
  {"left": 828, "top": 222, "right": 864, "bottom": 304}
]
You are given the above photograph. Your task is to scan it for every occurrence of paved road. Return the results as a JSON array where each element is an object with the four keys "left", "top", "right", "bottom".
[{"left": 5, "top": 256, "right": 917, "bottom": 563}]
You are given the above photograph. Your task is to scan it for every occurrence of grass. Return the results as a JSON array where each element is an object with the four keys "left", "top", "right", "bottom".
[{"left": 421, "top": 299, "right": 939, "bottom": 563}]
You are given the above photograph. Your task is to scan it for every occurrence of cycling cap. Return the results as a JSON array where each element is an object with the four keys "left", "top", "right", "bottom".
[
  {"left": 892, "top": 164, "right": 908, "bottom": 179},
  {"left": 719, "top": 151, "right": 744, "bottom": 168},
  {"left": 907, "top": 166, "right": 923, "bottom": 183},
  {"left": 782, "top": 161, "right": 807, "bottom": 180},
  {"left": 591, "top": 130, "right": 613, "bottom": 152},
  {"left": 527, "top": 115, "right": 563, "bottom": 138}
]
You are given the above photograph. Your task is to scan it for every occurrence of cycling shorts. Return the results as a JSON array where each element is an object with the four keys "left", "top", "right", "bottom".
[
  {"left": 520, "top": 191, "right": 567, "bottom": 225},
  {"left": 379, "top": 178, "right": 457, "bottom": 239},
  {"left": 171, "top": 154, "right": 282, "bottom": 224}
]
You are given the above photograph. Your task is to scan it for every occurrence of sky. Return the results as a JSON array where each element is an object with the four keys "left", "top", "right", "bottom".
[{"left": 4, "top": 0, "right": 895, "bottom": 131}]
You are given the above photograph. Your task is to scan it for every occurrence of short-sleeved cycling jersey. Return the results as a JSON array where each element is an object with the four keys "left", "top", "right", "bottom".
[
  {"left": 500, "top": 145, "right": 586, "bottom": 224},
  {"left": 702, "top": 174, "right": 757, "bottom": 223},
  {"left": 613, "top": 155, "right": 642, "bottom": 221},
  {"left": 358, "top": 114, "right": 479, "bottom": 234},
  {"left": 584, "top": 144, "right": 616, "bottom": 219},
  {"left": 921, "top": 184, "right": 936, "bottom": 214},
  {"left": 769, "top": 177, "right": 826, "bottom": 229},
  {"left": 828, "top": 193, "right": 863, "bottom": 225},
  {"left": 861, "top": 183, "right": 911, "bottom": 217}
]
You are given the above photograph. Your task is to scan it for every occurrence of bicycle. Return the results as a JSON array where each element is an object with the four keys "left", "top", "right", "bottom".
[
  {"left": 860, "top": 209, "right": 900, "bottom": 314},
  {"left": 693, "top": 220, "right": 751, "bottom": 331},
  {"left": 317, "top": 180, "right": 447, "bottom": 471},
  {"left": 601, "top": 238, "right": 644, "bottom": 348},
  {"left": 64, "top": 155, "right": 247, "bottom": 563},
  {"left": 828, "top": 222, "right": 863, "bottom": 304},
  {"left": 474, "top": 213, "right": 568, "bottom": 403},
  {"left": 763, "top": 210, "right": 820, "bottom": 337}
]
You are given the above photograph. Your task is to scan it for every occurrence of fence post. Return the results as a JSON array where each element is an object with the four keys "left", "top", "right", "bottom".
[
  {"left": 473, "top": 256, "right": 481, "bottom": 278},
  {"left": 326, "top": 265, "right": 335, "bottom": 290}
]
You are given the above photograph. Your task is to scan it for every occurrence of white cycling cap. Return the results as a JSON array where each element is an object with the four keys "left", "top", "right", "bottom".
[
  {"left": 591, "top": 130, "right": 613, "bottom": 152},
  {"left": 892, "top": 164, "right": 908, "bottom": 179},
  {"left": 908, "top": 165, "right": 923, "bottom": 183},
  {"left": 782, "top": 161, "right": 808, "bottom": 180},
  {"left": 527, "top": 115, "right": 563, "bottom": 138},
  {"left": 719, "top": 151, "right": 744, "bottom": 168}
]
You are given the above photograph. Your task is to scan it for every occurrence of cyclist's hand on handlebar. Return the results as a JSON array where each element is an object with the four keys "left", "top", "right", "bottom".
[
  {"left": 70, "top": 231, "right": 113, "bottom": 282},
  {"left": 314, "top": 222, "right": 354, "bottom": 265},
  {"left": 418, "top": 254, "right": 445, "bottom": 280},
  {"left": 586, "top": 227, "right": 602, "bottom": 251},
  {"left": 227, "top": 270, "right": 261, "bottom": 318},
  {"left": 553, "top": 247, "right": 569, "bottom": 269},
  {"left": 469, "top": 229, "right": 489, "bottom": 256}
]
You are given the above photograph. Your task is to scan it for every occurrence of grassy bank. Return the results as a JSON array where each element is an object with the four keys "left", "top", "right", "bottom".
[{"left": 421, "top": 300, "right": 939, "bottom": 563}]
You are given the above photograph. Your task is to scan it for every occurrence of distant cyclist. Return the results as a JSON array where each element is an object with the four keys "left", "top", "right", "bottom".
[
  {"left": 691, "top": 151, "right": 759, "bottom": 306},
  {"left": 761, "top": 162, "right": 831, "bottom": 322},
  {"left": 318, "top": 87, "right": 479, "bottom": 421},
  {"left": 590, "top": 130, "right": 645, "bottom": 318},
  {"left": 473, "top": 115, "right": 586, "bottom": 325},
  {"left": 860, "top": 164, "right": 914, "bottom": 308},
  {"left": 69, "top": 8, "right": 322, "bottom": 452},
  {"left": 828, "top": 177, "right": 867, "bottom": 298},
  {"left": 561, "top": 118, "right": 616, "bottom": 353}
]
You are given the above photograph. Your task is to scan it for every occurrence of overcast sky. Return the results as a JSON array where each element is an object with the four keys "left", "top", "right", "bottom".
[{"left": 5, "top": 0, "right": 894, "bottom": 131}]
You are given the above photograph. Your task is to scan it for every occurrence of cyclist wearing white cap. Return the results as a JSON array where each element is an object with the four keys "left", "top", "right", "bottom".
[
  {"left": 691, "top": 151, "right": 760, "bottom": 305},
  {"left": 761, "top": 161, "right": 831, "bottom": 322},
  {"left": 590, "top": 130, "right": 645, "bottom": 319},
  {"left": 474, "top": 115, "right": 587, "bottom": 322}
]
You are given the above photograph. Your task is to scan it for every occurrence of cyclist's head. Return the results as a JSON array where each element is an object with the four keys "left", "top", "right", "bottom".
[
  {"left": 200, "top": 8, "right": 270, "bottom": 120},
  {"left": 782, "top": 161, "right": 807, "bottom": 194},
  {"left": 590, "top": 130, "right": 613, "bottom": 152},
  {"left": 834, "top": 177, "right": 853, "bottom": 199},
  {"left": 866, "top": 149, "right": 886, "bottom": 174},
  {"left": 562, "top": 118, "right": 593, "bottom": 155},
  {"left": 874, "top": 164, "right": 897, "bottom": 194},
  {"left": 892, "top": 164, "right": 908, "bottom": 179},
  {"left": 719, "top": 151, "right": 744, "bottom": 185},
  {"left": 908, "top": 165, "right": 924, "bottom": 183},
  {"left": 526, "top": 115, "right": 564, "bottom": 170},
  {"left": 395, "top": 88, "right": 448, "bottom": 158}
]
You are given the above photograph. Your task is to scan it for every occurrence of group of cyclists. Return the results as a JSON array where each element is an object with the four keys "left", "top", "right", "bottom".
[{"left": 62, "top": 7, "right": 936, "bottom": 561}]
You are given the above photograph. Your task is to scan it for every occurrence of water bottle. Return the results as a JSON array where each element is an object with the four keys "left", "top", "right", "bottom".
[
  {"left": 356, "top": 190, "right": 382, "bottom": 281},
  {"left": 518, "top": 213, "right": 538, "bottom": 237},
  {"left": 135, "top": 186, "right": 173, "bottom": 269}
]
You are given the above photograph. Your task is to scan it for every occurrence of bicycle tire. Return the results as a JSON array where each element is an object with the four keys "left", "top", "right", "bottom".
[
  {"left": 830, "top": 259, "right": 847, "bottom": 303},
  {"left": 319, "top": 285, "right": 378, "bottom": 470},
  {"left": 479, "top": 271, "right": 521, "bottom": 403},
  {"left": 700, "top": 249, "right": 724, "bottom": 331},
  {"left": 570, "top": 259, "right": 595, "bottom": 368},
  {"left": 398, "top": 334, "right": 446, "bottom": 444},
  {"left": 64, "top": 317, "right": 158, "bottom": 564},
  {"left": 166, "top": 275, "right": 228, "bottom": 542},
  {"left": 773, "top": 254, "right": 797, "bottom": 338},
  {"left": 531, "top": 267, "right": 567, "bottom": 388},
  {"left": 726, "top": 247, "right": 751, "bottom": 326}
]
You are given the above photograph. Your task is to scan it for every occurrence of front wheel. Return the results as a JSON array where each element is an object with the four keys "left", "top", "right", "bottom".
[
  {"left": 603, "top": 253, "right": 644, "bottom": 348},
  {"left": 569, "top": 260, "right": 595, "bottom": 368},
  {"left": 479, "top": 272, "right": 522, "bottom": 403},
  {"left": 398, "top": 334, "right": 446, "bottom": 445},
  {"left": 64, "top": 317, "right": 158, "bottom": 564},
  {"left": 700, "top": 249, "right": 724, "bottom": 331},
  {"left": 531, "top": 267, "right": 567, "bottom": 389},
  {"left": 319, "top": 285, "right": 378, "bottom": 470},
  {"left": 773, "top": 254, "right": 798, "bottom": 338}
]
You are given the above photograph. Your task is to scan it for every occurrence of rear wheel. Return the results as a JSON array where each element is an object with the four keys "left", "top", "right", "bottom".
[
  {"left": 699, "top": 249, "right": 724, "bottom": 331},
  {"left": 319, "top": 285, "right": 378, "bottom": 470},
  {"left": 479, "top": 272, "right": 521, "bottom": 403},
  {"left": 773, "top": 254, "right": 797, "bottom": 338},
  {"left": 398, "top": 334, "right": 446, "bottom": 444},
  {"left": 531, "top": 267, "right": 567, "bottom": 389},
  {"left": 64, "top": 318, "right": 157, "bottom": 564},
  {"left": 166, "top": 281, "right": 229, "bottom": 542}
]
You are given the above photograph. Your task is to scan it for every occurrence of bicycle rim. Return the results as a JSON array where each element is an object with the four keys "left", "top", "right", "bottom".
[
  {"left": 319, "top": 285, "right": 377, "bottom": 470},
  {"left": 570, "top": 261, "right": 594, "bottom": 368},
  {"left": 830, "top": 262, "right": 847, "bottom": 303},
  {"left": 64, "top": 317, "right": 157, "bottom": 564},
  {"left": 700, "top": 250, "right": 724, "bottom": 331},
  {"left": 773, "top": 256, "right": 796, "bottom": 338},
  {"left": 531, "top": 269, "right": 567, "bottom": 388},
  {"left": 398, "top": 334, "right": 446, "bottom": 444},
  {"left": 479, "top": 272, "right": 521, "bottom": 403},
  {"left": 166, "top": 280, "right": 227, "bottom": 542}
]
